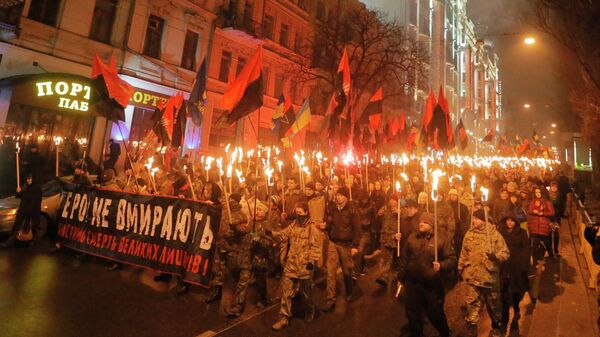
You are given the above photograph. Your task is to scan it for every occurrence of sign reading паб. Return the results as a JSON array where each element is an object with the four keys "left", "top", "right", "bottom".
[{"left": 57, "top": 187, "right": 221, "bottom": 287}]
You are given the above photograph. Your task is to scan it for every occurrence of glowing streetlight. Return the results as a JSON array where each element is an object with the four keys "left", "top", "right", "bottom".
[
  {"left": 523, "top": 103, "right": 531, "bottom": 109},
  {"left": 524, "top": 37, "right": 536, "bottom": 45},
  {"left": 551, "top": 123, "right": 557, "bottom": 128}
]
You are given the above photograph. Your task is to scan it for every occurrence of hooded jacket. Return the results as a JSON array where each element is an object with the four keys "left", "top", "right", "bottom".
[{"left": 527, "top": 197, "right": 555, "bottom": 236}]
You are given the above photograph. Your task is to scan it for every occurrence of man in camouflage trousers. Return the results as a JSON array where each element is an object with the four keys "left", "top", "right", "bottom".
[
  {"left": 270, "top": 201, "right": 322, "bottom": 330},
  {"left": 205, "top": 193, "right": 253, "bottom": 318},
  {"left": 459, "top": 209, "right": 510, "bottom": 337}
]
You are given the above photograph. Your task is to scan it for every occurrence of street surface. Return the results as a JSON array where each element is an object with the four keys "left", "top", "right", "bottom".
[{"left": 0, "top": 217, "right": 597, "bottom": 337}]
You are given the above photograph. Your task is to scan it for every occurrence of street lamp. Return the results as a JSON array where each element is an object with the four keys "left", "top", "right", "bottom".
[
  {"left": 551, "top": 123, "right": 557, "bottom": 128},
  {"left": 524, "top": 37, "right": 536, "bottom": 45},
  {"left": 524, "top": 103, "right": 531, "bottom": 109}
]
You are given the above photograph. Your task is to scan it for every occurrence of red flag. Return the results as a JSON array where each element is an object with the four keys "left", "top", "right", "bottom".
[
  {"left": 389, "top": 116, "right": 400, "bottom": 137},
  {"left": 337, "top": 48, "right": 351, "bottom": 96},
  {"left": 518, "top": 138, "right": 531, "bottom": 155},
  {"left": 221, "top": 46, "right": 263, "bottom": 125},
  {"left": 369, "top": 113, "right": 382, "bottom": 129},
  {"left": 422, "top": 90, "right": 436, "bottom": 134},
  {"left": 482, "top": 129, "right": 494, "bottom": 142},
  {"left": 399, "top": 112, "right": 406, "bottom": 133}
]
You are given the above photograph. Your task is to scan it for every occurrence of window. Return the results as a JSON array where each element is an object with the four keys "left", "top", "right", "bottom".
[
  {"left": 294, "top": 33, "right": 303, "bottom": 54},
  {"left": 28, "top": 0, "right": 61, "bottom": 26},
  {"left": 129, "top": 107, "right": 155, "bottom": 142},
  {"left": 236, "top": 56, "right": 246, "bottom": 75},
  {"left": 243, "top": 2, "right": 253, "bottom": 31},
  {"left": 181, "top": 30, "right": 199, "bottom": 70},
  {"left": 419, "top": 1, "right": 430, "bottom": 36},
  {"left": 279, "top": 24, "right": 289, "bottom": 47},
  {"left": 143, "top": 15, "right": 164, "bottom": 58},
  {"left": 219, "top": 51, "right": 232, "bottom": 82},
  {"left": 0, "top": 2, "right": 23, "bottom": 26},
  {"left": 274, "top": 74, "right": 284, "bottom": 98},
  {"left": 263, "top": 15, "right": 274, "bottom": 39},
  {"left": 409, "top": 0, "right": 417, "bottom": 26},
  {"left": 89, "top": 0, "right": 117, "bottom": 43}
]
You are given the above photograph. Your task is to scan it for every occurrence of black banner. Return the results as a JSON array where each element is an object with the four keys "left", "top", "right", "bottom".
[{"left": 57, "top": 186, "right": 221, "bottom": 287}]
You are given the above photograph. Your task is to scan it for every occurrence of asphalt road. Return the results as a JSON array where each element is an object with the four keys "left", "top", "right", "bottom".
[{"left": 0, "top": 239, "right": 534, "bottom": 337}]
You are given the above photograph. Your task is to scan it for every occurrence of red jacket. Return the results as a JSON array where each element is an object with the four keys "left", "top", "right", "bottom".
[{"left": 527, "top": 198, "right": 555, "bottom": 236}]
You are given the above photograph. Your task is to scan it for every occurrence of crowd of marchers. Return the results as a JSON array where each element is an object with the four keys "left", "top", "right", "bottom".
[{"left": 1, "top": 141, "right": 573, "bottom": 337}]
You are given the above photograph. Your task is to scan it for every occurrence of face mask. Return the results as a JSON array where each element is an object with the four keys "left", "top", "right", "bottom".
[{"left": 296, "top": 214, "right": 309, "bottom": 223}]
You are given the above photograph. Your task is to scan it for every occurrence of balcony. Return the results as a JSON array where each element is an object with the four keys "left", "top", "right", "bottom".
[
  {"left": 216, "top": 9, "right": 261, "bottom": 41},
  {"left": 0, "top": 0, "right": 23, "bottom": 41}
]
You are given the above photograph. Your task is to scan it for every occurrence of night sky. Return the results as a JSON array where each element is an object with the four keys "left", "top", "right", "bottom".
[{"left": 363, "top": 0, "right": 578, "bottom": 143}]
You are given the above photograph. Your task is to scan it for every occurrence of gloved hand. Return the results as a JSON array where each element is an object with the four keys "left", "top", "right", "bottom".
[
  {"left": 486, "top": 252, "right": 498, "bottom": 261},
  {"left": 305, "top": 262, "right": 314, "bottom": 271}
]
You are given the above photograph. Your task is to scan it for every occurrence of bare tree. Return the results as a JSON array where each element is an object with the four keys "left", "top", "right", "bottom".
[
  {"left": 290, "top": 7, "right": 428, "bottom": 116},
  {"left": 530, "top": 0, "right": 600, "bottom": 191}
]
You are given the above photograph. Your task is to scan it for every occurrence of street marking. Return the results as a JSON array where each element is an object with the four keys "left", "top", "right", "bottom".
[{"left": 195, "top": 302, "right": 279, "bottom": 337}]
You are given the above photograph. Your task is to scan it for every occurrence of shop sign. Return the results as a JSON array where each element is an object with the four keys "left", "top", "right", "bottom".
[
  {"left": 129, "top": 90, "right": 169, "bottom": 109},
  {"left": 35, "top": 81, "right": 91, "bottom": 112}
]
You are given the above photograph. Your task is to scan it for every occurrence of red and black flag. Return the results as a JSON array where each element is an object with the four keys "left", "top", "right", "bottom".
[
  {"left": 90, "top": 55, "right": 134, "bottom": 121},
  {"left": 338, "top": 48, "right": 351, "bottom": 97},
  {"left": 482, "top": 128, "right": 494, "bottom": 142},
  {"left": 172, "top": 93, "right": 187, "bottom": 148},
  {"left": 532, "top": 129, "right": 540, "bottom": 144},
  {"left": 438, "top": 87, "right": 454, "bottom": 148},
  {"left": 219, "top": 46, "right": 263, "bottom": 126},
  {"left": 427, "top": 104, "right": 452, "bottom": 150},
  {"left": 421, "top": 90, "right": 437, "bottom": 135},
  {"left": 455, "top": 118, "right": 468, "bottom": 150},
  {"left": 152, "top": 94, "right": 183, "bottom": 147},
  {"left": 188, "top": 58, "right": 207, "bottom": 126},
  {"left": 358, "top": 87, "right": 383, "bottom": 125},
  {"left": 406, "top": 124, "right": 421, "bottom": 152}
]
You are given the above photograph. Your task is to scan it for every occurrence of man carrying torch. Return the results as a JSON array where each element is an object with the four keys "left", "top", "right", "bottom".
[
  {"left": 397, "top": 211, "right": 456, "bottom": 337},
  {"left": 458, "top": 203, "right": 510, "bottom": 337}
]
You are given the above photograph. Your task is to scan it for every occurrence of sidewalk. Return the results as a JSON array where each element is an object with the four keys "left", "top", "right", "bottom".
[{"left": 527, "top": 217, "right": 598, "bottom": 337}]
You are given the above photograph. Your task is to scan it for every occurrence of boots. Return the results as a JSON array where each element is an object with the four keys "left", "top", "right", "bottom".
[
  {"left": 343, "top": 275, "right": 354, "bottom": 301},
  {"left": 225, "top": 303, "right": 244, "bottom": 317},
  {"left": 305, "top": 305, "right": 315, "bottom": 322},
  {"left": 271, "top": 316, "right": 290, "bottom": 331},
  {"left": 204, "top": 286, "right": 222, "bottom": 303}
]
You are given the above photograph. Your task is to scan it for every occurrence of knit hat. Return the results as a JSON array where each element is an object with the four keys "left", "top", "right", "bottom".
[
  {"left": 473, "top": 209, "right": 486, "bottom": 221},
  {"left": 448, "top": 189, "right": 458, "bottom": 196},
  {"left": 336, "top": 186, "right": 350, "bottom": 199},
  {"left": 420, "top": 212, "right": 435, "bottom": 226},
  {"left": 229, "top": 192, "right": 242, "bottom": 203},
  {"left": 305, "top": 181, "right": 315, "bottom": 190},
  {"left": 405, "top": 199, "right": 419, "bottom": 208},
  {"left": 102, "top": 168, "right": 115, "bottom": 182}
]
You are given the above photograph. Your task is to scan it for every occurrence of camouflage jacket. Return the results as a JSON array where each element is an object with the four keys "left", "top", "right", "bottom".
[
  {"left": 458, "top": 223, "right": 510, "bottom": 289},
  {"left": 273, "top": 219, "right": 322, "bottom": 279},
  {"left": 434, "top": 201, "right": 456, "bottom": 242}
]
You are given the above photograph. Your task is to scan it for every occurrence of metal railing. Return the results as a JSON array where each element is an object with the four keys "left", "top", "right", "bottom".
[{"left": 570, "top": 190, "right": 600, "bottom": 288}]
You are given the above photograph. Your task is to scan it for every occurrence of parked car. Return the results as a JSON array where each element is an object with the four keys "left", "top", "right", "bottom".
[{"left": 0, "top": 179, "right": 66, "bottom": 237}]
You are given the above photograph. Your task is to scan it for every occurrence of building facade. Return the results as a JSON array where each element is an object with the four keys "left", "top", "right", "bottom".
[
  {"left": 391, "top": 0, "right": 502, "bottom": 141},
  {"left": 0, "top": 0, "right": 321, "bottom": 169}
]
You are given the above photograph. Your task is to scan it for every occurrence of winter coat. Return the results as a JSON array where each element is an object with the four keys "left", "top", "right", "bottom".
[
  {"left": 398, "top": 231, "right": 457, "bottom": 283},
  {"left": 307, "top": 194, "right": 327, "bottom": 223},
  {"left": 326, "top": 201, "right": 360, "bottom": 247},
  {"left": 433, "top": 200, "right": 456, "bottom": 242},
  {"left": 17, "top": 182, "right": 42, "bottom": 214},
  {"left": 273, "top": 219, "right": 322, "bottom": 279},
  {"left": 527, "top": 198, "right": 555, "bottom": 236},
  {"left": 458, "top": 223, "right": 510, "bottom": 289},
  {"left": 449, "top": 200, "right": 470, "bottom": 240},
  {"left": 380, "top": 207, "right": 420, "bottom": 249},
  {"left": 493, "top": 198, "right": 514, "bottom": 222},
  {"left": 283, "top": 188, "right": 303, "bottom": 219},
  {"left": 498, "top": 222, "right": 530, "bottom": 294},
  {"left": 355, "top": 201, "right": 376, "bottom": 231}
]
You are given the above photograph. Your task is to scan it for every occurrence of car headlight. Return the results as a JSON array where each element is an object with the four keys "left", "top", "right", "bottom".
[{"left": 0, "top": 209, "right": 17, "bottom": 216}]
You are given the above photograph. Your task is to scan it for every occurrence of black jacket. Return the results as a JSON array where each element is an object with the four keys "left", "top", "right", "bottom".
[
  {"left": 326, "top": 201, "right": 360, "bottom": 247},
  {"left": 448, "top": 200, "right": 470, "bottom": 238},
  {"left": 17, "top": 183, "right": 42, "bottom": 214},
  {"left": 398, "top": 231, "right": 456, "bottom": 283},
  {"left": 498, "top": 222, "right": 530, "bottom": 293}
]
